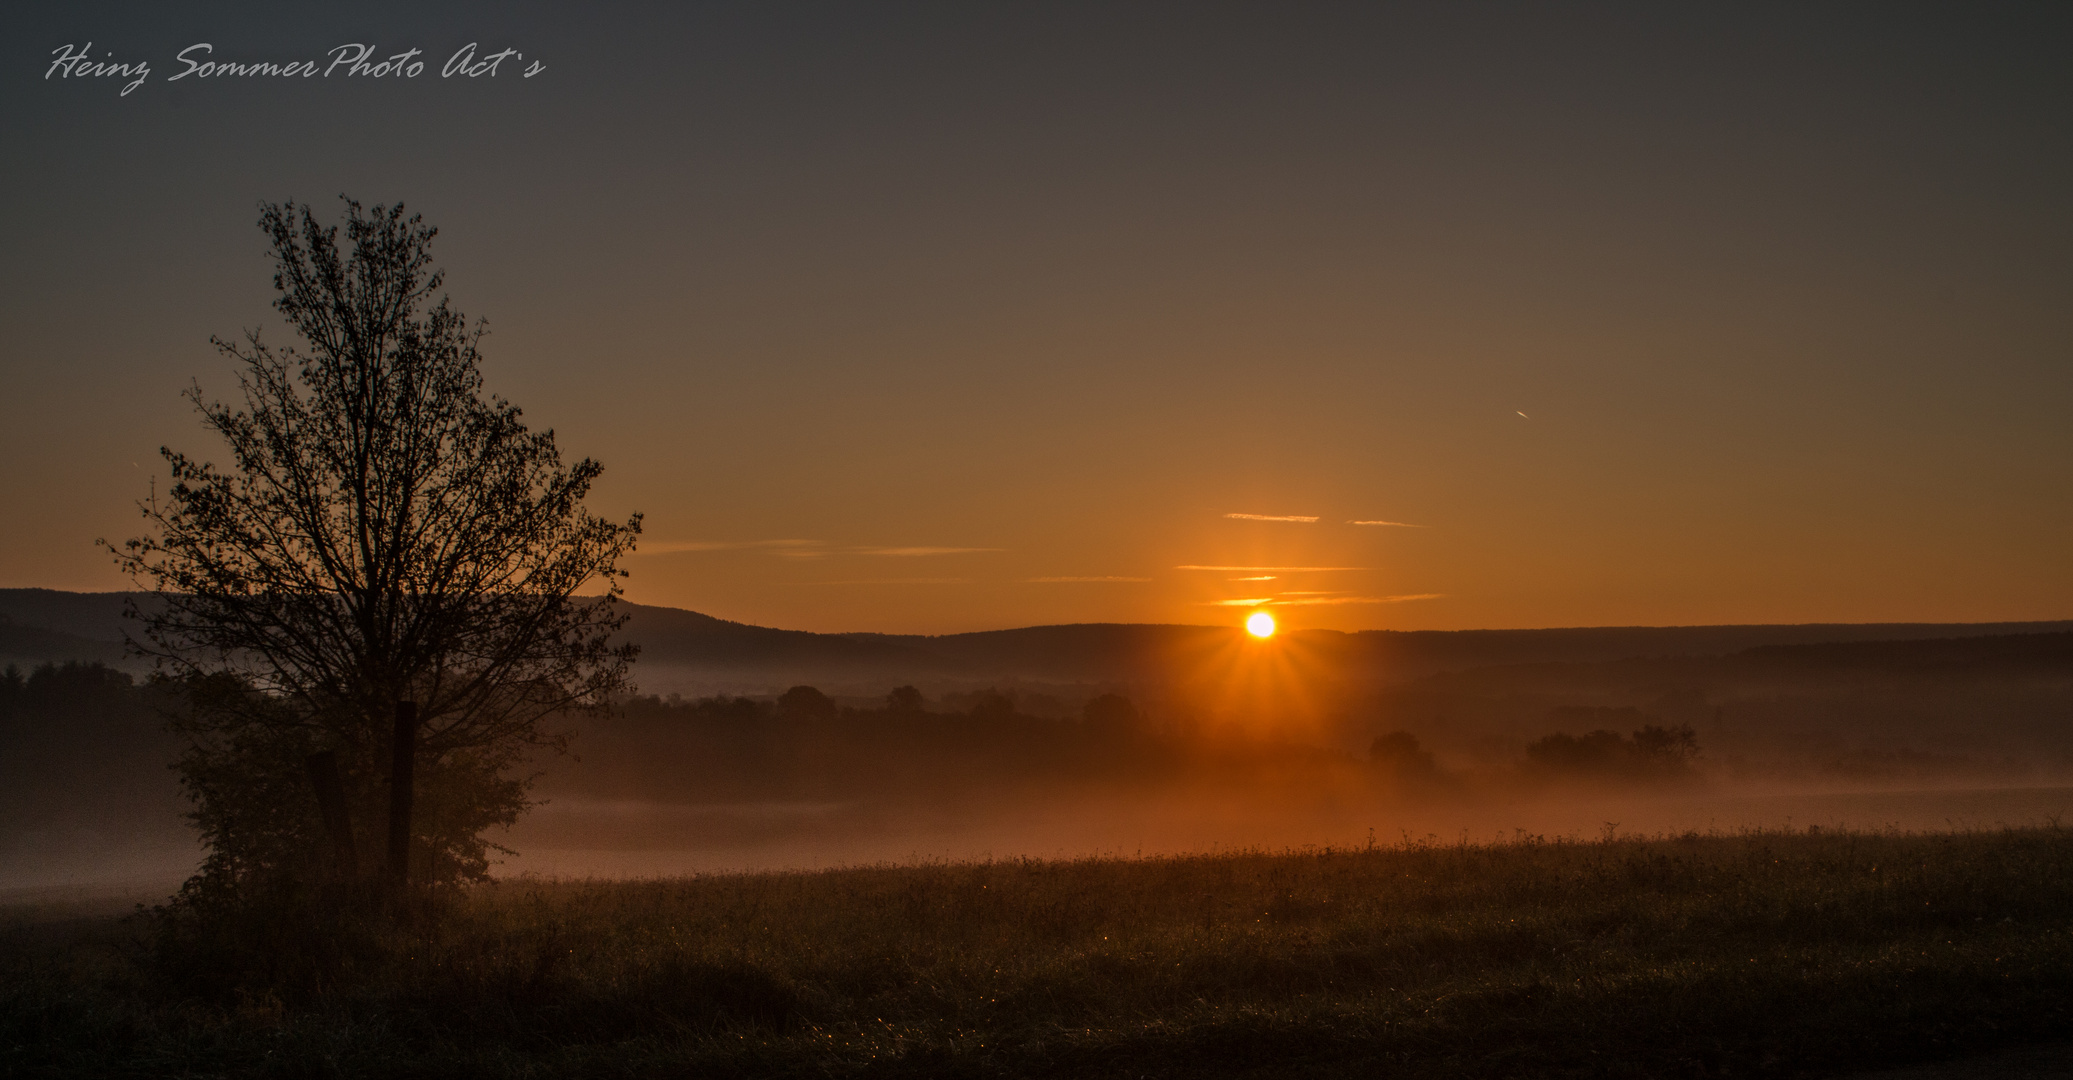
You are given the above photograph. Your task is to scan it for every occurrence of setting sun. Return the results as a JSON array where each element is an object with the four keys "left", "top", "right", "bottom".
[{"left": 1245, "top": 611, "right": 1276, "bottom": 638}]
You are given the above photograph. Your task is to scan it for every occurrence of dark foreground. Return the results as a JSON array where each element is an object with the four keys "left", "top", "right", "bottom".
[{"left": 5, "top": 828, "right": 2071, "bottom": 1078}]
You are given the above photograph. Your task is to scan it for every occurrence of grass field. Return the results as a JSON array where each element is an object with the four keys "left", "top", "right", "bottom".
[{"left": 6, "top": 826, "right": 2072, "bottom": 1078}]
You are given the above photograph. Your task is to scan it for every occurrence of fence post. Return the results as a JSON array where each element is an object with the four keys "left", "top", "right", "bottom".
[
  {"left": 303, "top": 750, "right": 358, "bottom": 882},
  {"left": 387, "top": 700, "right": 418, "bottom": 891}
]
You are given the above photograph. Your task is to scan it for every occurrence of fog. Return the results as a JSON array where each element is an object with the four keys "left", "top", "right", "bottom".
[
  {"left": 5, "top": 627, "right": 2070, "bottom": 898},
  {"left": 497, "top": 785, "right": 2073, "bottom": 881},
  {"left": 14, "top": 769, "right": 2067, "bottom": 899}
]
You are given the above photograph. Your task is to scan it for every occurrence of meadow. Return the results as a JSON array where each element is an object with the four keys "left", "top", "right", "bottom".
[{"left": 6, "top": 826, "right": 2072, "bottom": 1078}]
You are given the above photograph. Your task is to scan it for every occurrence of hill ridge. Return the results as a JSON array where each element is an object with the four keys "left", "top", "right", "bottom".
[{"left": 3, "top": 588, "right": 2068, "bottom": 687}]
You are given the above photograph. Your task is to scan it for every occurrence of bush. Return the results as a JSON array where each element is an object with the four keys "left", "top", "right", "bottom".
[{"left": 1525, "top": 711, "right": 1698, "bottom": 782}]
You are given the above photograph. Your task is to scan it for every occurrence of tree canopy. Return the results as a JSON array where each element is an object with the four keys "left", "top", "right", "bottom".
[{"left": 113, "top": 197, "right": 641, "bottom": 893}]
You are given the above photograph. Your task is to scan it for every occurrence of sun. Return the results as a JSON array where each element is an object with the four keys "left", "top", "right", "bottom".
[{"left": 1245, "top": 610, "right": 1277, "bottom": 638}]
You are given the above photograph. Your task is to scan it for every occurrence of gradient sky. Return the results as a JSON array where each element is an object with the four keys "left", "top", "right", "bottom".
[{"left": 5, "top": 3, "right": 2070, "bottom": 634}]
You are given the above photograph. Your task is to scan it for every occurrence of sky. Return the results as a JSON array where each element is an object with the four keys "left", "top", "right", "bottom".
[{"left": 3, "top": 2, "right": 2070, "bottom": 635}]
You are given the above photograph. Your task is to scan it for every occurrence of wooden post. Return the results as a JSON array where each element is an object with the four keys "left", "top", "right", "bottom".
[
  {"left": 387, "top": 700, "right": 418, "bottom": 890},
  {"left": 304, "top": 750, "right": 358, "bottom": 881}
]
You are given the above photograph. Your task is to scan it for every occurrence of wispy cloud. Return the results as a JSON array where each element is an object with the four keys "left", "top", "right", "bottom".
[
  {"left": 637, "top": 538, "right": 823, "bottom": 555},
  {"left": 1027, "top": 576, "right": 1152, "bottom": 583},
  {"left": 788, "top": 578, "right": 972, "bottom": 586},
  {"left": 1176, "top": 565, "right": 1366, "bottom": 572},
  {"left": 1229, "top": 575, "right": 1277, "bottom": 581},
  {"left": 641, "top": 540, "right": 996, "bottom": 559},
  {"left": 637, "top": 541, "right": 734, "bottom": 555},
  {"left": 1282, "top": 593, "right": 1444, "bottom": 606},
  {"left": 854, "top": 546, "right": 1002, "bottom": 557},
  {"left": 1347, "top": 520, "right": 1427, "bottom": 527},
  {"left": 1225, "top": 512, "right": 1320, "bottom": 522},
  {"left": 1204, "top": 592, "right": 1443, "bottom": 607}
]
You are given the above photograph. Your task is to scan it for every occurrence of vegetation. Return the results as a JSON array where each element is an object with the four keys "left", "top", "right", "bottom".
[
  {"left": 106, "top": 198, "right": 640, "bottom": 897},
  {"left": 1366, "top": 730, "right": 1444, "bottom": 786},
  {"left": 0, "top": 662, "right": 182, "bottom": 847},
  {"left": 5, "top": 826, "right": 2071, "bottom": 1077},
  {"left": 1522, "top": 708, "right": 1700, "bottom": 784},
  {"left": 568, "top": 687, "right": 1197, "bottom": 804},
  {"left": 553, "top": 686, "right": 1720, "bottom": 812},
  {"left": 1, "top": 665, "right": 1709, "bottom": 865},
  {"left": 1366, "top": 632, "right": 2073, "bottom": 787}
]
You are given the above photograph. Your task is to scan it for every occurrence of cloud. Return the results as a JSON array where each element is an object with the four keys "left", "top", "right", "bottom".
[
  {"left": 1347, "top": 520, "right": 1426, "bottom": 528},
  {"left": 1027, "top": 576, "right": 1152, "bottom": 583},
  {"left": 642, "top": 540, "right": 997, "bottom": 559},
  {"left": 1229, "top": 575, "right": 1277, "bottom": 581},
  {"left": 1203, "top": 592, "right": 1443, "bottom": 607},
  {"left": 1224, "top": 512, "right": 1320, "bottom": 522},
  {"left": 635, "top": 541, "right": 736, "bottom": 555},
  {"left": 1176, "top": 565, "right": 1366, "bottom": 572},
  {"left": 636, "top": 538, "right": 823, "bottom": 555},
  {"left": 788, "top": 578, "right": 972, "bottom": 585},
  {"left": 854, "top": 546, "right": 1002, "bottom": 557},
  {"left": 1279, "top": 593, "right": 1445, "bottom": 606}
]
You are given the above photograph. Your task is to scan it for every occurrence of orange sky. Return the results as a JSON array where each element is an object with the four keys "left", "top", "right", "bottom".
[{"left": 4, "top": 4, "right": 2070, "bottom": 634}]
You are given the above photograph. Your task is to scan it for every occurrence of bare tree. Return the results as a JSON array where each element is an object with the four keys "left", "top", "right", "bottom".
[{"left": 111, "top": 197, "right": 640, "bottom": 896}]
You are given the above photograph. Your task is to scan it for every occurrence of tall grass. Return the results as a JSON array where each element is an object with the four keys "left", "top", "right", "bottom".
[{"left": 7, "top": 826, "right": 2072, "bottom": 1077}]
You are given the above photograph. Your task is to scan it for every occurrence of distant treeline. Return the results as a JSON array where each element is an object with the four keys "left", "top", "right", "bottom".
[
  {"left": 556, "top": 684, "right": 1703, "bottom": 805},
  {"left": 14, "top": 646, "right": 2062, "bottom": 841},
  {"left": 0, "top": 661, "right": 183, "bottom": 842},
  {"left": 0, "top": 663, "right": 1723, "bottom": 832},
  {"left": 564, "top": 685, "right": 1267, "bottom": 803},
  {"left": 1357, "top": 632, "right": 2073, "bottom": 786}
]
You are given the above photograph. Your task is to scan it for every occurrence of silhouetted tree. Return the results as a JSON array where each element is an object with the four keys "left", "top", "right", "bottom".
[
  {"left": 110, "top": 197, "right": 640, "bottom": 900},
  {"left": 1525, "top": 729, "right": 1631, "bottom": 775},
  {"left": 885, "top": 685, "right": 925, "bottom": 713},
  {"left": 1368, "top": 730, "right": 1441, "bottom": 783},
  {"left": 777, "top": 685, "right": 838, "bottom": 721},
  {"left": 1524, "top": 712, "right": 1700, "bottom": 782},
  {"left": 1631, "top": 723, "right": 1700, "bottom": 765},
  {"left": 1080, "top": 692, "right": 1142, "bottom": 731},
  {"left": 965, "top": 688, "right": 1016, "bottom": 722}
]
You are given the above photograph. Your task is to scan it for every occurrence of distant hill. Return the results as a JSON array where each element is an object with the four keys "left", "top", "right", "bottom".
[
  {"left": 0, "top": 590, "right": 136, "bottom": 650},
  {"left": 855, "top": 619, "right": 2073, "bottom": 686},
  {"left": 1731, "top": 631, "right": 2073, "bottom": 677},
  {"left": 617, "top": 602, "right": 947, "bottom": 673},
  {"left": 0, "top": 614, "right": 128, "bottom": 666},
  {"left": 3, "top": 588, "right": 2068, "bottom": 689}
]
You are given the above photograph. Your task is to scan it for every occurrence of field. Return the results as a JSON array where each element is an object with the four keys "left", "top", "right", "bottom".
[{"left": 6, "top": 827, "right": 2073, "bottom": 1078}]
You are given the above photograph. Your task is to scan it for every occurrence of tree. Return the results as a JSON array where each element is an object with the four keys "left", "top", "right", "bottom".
[
  {"left": 1523, "top": 710, "right": 1700, "bottom": 783},
  {"left": 1367, "top": 730, "right": 1441, "bottom": 783},
  {"left": 964, "top": 688, "right": 1015, "bottom": 722},
  {"left": 1080, "top": 692, "right": 1141, "bottom": 731},
  {"left": 776, "top": 685, "right": 838, "bottom": 721},
  {"left": 111, "top": 197, "right": 641, "bottom": 899},
  {"left": 1630, "top": 723, "right": 1700, "bottom": 766}
]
